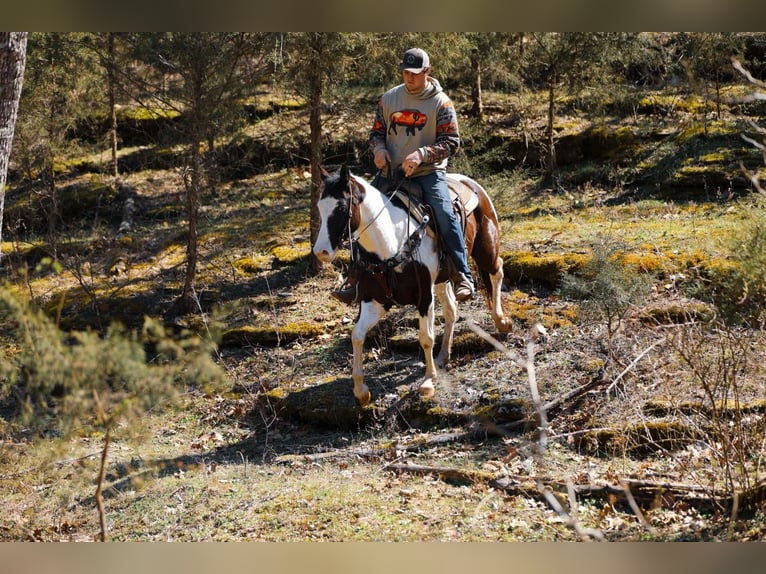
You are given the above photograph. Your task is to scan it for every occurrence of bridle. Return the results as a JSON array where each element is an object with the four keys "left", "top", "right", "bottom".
[{"left": 341, "top": 174, "right": 430, "bottom": 300}]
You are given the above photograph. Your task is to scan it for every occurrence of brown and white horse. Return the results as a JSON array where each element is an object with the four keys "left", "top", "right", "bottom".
[{"left": 312, "top": 165, "right": 510, "bottom": 406}]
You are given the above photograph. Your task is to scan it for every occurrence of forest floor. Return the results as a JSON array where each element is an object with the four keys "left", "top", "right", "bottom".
[{"left": 2, "top": 86, "right": 766, "bottom": 541}]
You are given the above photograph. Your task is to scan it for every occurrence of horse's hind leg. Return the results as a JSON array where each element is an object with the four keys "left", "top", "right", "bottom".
[
  {"left": 351, "top": 301, "right": 385, "bottom": 406},
  {"left": 489, "top": 256, "right": 512, "bottom": 333},
  {"left": 435, "top": 281, "right": 457, "bottom": 369}
]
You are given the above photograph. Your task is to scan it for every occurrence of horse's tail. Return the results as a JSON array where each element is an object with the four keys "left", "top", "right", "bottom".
[{"left": 460, "top": 176, "right": 503, "bottom": 299}]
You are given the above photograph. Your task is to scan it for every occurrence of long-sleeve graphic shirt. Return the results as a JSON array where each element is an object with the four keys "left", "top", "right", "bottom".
[{"left": 369, "top": 77, "right": 460, "bottom": 177}]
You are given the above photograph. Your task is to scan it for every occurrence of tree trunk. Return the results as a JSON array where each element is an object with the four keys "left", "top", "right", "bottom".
[
  {"left": 107, "top": 33, "right": 118, "bottom": 179},
  {"left": 470, "top": 49, "right": 483, "bottom": 121},
  {"left": 307, "top": 34, "right": 325, "bottom": 274},
  {"left": 0, "top": 32, "right": 28, "bottom": 263},
  {"left": 177, "top": 52, "right": 203, "bottom": 314},
  {"left": 546, "top": 80, "right": 557, "bottom": 175}
]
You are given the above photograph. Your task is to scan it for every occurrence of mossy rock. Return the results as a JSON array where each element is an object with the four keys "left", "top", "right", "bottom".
[
  {"left": 577, "top": 419, "right": 701, "bottom": 457},
  {"left": 276, "top": 377, "right": 375, "bottom": 430},
  {"left": 471, "top": 397, "right": 528, "bottom": 424},
  {"left": 232, "top": 254, "right": 272, "bottom": 274},
  {"left": 644, "top": 399, "right": 766, "bottom": 418},
  {"left": 220, "top": 321, "right": 324, "bottom": 347},
  {"left": 502, "top": 250, "right": 589, "bottom": 287},
  {"left": 640, "top": 300, "right": 716, "bottom": 325}
]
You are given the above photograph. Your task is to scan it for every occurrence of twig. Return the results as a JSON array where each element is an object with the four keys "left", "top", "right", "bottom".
[
  {"left": 539, "top": 481, "right": 604, "bottom": 541},
  {"left": 620, "top": 478, "right": 658, "bottom": 536},
  {"left": 466, "top": 321, "right": 548, "bottom": 449},
  {"left": 606, "top": 336, "right": 666, "bottom": 397},
  {"left": 732, "top": 58, "right": 766, "bottom": 90},
  {"left": 95, "top": 427, "right": 111, "bottom": 542}
]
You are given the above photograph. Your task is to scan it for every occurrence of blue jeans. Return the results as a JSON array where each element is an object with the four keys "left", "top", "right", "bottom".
[{"left": 412, "top": 170, "right": 473, "bottom": 282}]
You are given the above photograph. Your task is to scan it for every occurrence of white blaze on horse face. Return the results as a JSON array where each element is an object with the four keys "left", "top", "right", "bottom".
[{"left": 313, "top": 195, "right": 339, "bottom": 262}]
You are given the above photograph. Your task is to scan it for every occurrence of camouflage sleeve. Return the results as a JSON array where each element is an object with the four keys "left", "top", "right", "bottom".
[
  {"left": 369, "top": 98, "right": 387, "bottom": 154},
  {"left": 420, "top": 98, "right": 460, "bottom": 164}
]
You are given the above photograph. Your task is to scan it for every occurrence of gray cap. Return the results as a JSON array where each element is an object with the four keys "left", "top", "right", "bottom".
[{"left": 398, "top": 48, "right": 430, "bottom": 73}]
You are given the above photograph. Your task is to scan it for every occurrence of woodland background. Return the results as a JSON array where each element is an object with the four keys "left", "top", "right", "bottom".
[{"left": 1, "top": 32, "right": 766, "bottom": 541}]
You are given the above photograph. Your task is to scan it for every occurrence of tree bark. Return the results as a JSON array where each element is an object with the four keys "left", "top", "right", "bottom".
[
  {"left": 470, "top": 49, "right": 483, "bottom": 121},
  {"left": 178, "top": 50, "right": 204, "bottom": 314},
  {"left": 307, "top": 34, "right": 325, "bottom": 274},
  {"left": 0, "top": 32, "right": 28, "bottom": 263},
  {"left": 107, "top": 33, "right": 118, "bottom": 179},
  {"left": 546, "top": 80, "right": 557, "bottom": 175}
]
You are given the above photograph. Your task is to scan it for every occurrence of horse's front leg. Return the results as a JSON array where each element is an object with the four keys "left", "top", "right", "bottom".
[
  {"left": 417, "top": 300, "right": 438, "bottom": 398},
  {"left": 351, "top": 301, "right": 386, "bottom": 406},
  {"left": 434, "top": 281, "right": 457, "bottom": 369}
]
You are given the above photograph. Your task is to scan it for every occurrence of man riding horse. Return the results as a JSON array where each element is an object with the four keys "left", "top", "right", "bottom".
[{"left": 331, "top": 47, "right": 475, "bottom": 305}]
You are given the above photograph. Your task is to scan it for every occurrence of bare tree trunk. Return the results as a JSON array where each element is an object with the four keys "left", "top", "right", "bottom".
[
  {"left": 95, "top": 426, "right": 111, "bottom": 542},
  {"left": 0, "top": 32, "right": 28, "bottom": 263},
  {"left": 107, "top": 33, "right": 118, "bottom": 179},
  {"left": 470, "top": 49, "right": 483, "bottom": 121},
  {"left": 546, "top": 81, "right": 557, "bottom": 175},
  {"left": 307, "top": 34, "right": 325, "bottom": 274},
  {"left": 178, "top": 50, "right": 203, "bottom": 314}
]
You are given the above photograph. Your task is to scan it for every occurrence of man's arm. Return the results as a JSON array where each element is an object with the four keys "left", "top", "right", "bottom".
[{"left": 419, "top": 98, "right": 460, "bottom": 163}]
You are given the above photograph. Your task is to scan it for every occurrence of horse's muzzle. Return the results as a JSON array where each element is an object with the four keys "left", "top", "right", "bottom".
[{"left": 313, "top": 246, "right": 335, "bottom": 263}]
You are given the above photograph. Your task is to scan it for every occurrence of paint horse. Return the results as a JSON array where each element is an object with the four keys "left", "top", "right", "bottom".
[{"left": 313, "top": 165, "right": 511, "bottom": 406}]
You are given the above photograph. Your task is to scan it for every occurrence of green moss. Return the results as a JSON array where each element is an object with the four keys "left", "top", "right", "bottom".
[
  {"left": 233, "top": 254, "right": 272, "bottom": 274},
  {"left": 471, "top": 398, "right": 528, "bottom": 424},
  {"left": 640, "top": 301, "right": 715, "bottom": 325},
  {"left": 220, "top": 322, "right": 325, "bottom": 348},
  {"left": 503, "top": 250, "right": 589, "bottom": 287},
  {"left": 118, "top": 107, "right": 181, "bottom": 121},
  {"left": 270, "top": 242, "right": 311, "bottom": 265},
  {"left": 579, "top": 420, "right": 700, "bottom": 456}
]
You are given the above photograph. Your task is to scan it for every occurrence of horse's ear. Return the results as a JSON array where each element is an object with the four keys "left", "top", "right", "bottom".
[
  {"left": 340, "top": 164, "right": 350, "bottom": 182},
  {"left": 320, "top": 166, "right": 330, "bottom": 178}
]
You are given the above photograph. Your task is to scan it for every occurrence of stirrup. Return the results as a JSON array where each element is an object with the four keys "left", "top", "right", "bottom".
[{"left": 331, "top": 284, "right": 359, "bottom": 305}]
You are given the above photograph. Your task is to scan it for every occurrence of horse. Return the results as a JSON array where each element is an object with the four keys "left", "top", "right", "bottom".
[{"left": 312, "top": 165, "right": 511, "bottom": 406}]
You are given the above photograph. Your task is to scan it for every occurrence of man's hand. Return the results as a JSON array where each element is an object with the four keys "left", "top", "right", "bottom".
[
  {"left": 373, "top": 148, "right": 391, "bottom": 170},
  {"left": 403, "top": 150, "right": 422, "bottom": 177}
]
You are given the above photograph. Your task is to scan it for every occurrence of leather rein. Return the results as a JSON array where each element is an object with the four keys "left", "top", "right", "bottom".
[{"left": 345, "top": 176, "right": 430, "bottom": 301}]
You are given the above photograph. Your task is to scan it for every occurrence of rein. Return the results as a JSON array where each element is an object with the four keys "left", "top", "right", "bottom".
[{"left": 346, "top": 174, "right": 429, "bottom": 300}]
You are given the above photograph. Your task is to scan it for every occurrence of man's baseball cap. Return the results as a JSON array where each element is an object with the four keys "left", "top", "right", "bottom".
[{"left": 399, "top": 48, "right": 430, "bottom": 73}]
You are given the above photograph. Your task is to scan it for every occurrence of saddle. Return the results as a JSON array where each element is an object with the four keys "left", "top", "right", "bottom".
[{"left": 376, "top": 172, "right": 480, "bottom": 237}]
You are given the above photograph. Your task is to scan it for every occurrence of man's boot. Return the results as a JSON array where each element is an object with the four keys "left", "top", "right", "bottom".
[
  {"left": 331, "top": 276, "right": 359, "bottom": 305},
  {"left": 453, "top": 272, "right": 475, "bottom": 302}
]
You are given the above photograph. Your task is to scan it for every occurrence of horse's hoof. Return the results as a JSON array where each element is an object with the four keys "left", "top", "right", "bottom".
[
  {"left": 354, "top": 386, "right": 371, "bottom": 407},
  {"left": 419, "top": 380, "right": 435, "bottom": 399},
  {"left": 497, "top": 319, "right": 513, "bottom": 333}
]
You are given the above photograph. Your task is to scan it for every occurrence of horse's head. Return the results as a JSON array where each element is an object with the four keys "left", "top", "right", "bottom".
[{"left": 313, "top": 165, "right": 365, "bottom": 263}]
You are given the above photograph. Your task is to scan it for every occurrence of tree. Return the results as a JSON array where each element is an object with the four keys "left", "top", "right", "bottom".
[
  {"left": 463, "top": 33, "right": 522, "bottom": 121},
  {"left": 12, "top": 33, "right": 101, "bottom": 257},
  {"left": 679, "top": 33, "right": 747, "bottom": 121},
  {"left": 520, "top": 33, "right": 631, "bottom": 176},
  {"left": 283, "top": 32, "right": 362, "bottom": 273},
  {"left": 123, "top": 33, "right": 273, "bottom": 314},
  {"left": 0, "top": 32, "right": 28, "bottom": 263}
]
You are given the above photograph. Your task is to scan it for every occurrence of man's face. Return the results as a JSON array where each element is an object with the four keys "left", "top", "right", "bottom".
[{"left": 402, "top": 69, "right": 428, "bottom": 92}]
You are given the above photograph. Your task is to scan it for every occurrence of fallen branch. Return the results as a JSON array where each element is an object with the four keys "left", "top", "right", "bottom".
[
  {"left": 273, "top": 430, "right": 473, "bottom": 464},
  {"left": 384, "top": 462, "right": 495, "bottom": 484}
]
